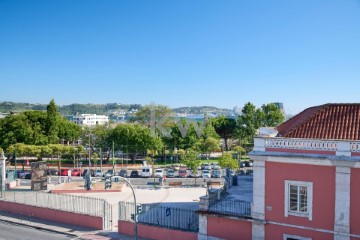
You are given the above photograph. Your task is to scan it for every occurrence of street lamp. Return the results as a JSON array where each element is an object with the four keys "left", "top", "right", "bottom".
[
  {"left": 119, "top": 176, "right": 138, "bottom": 240},
  {"left": 88, "top": 133, "right": 92, "bottom": 173},
  {"left": 1, "top": 149, "right": 5, "bottom": 196}
]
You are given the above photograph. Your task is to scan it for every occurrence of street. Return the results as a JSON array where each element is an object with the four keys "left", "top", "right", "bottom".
[{"left": 0, "top": 220, "right": 75, "bottom": 240}]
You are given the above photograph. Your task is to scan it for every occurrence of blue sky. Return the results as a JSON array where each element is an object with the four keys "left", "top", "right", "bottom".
[{"left": 0, "top": 0, "right": 359, "bottom": 114}]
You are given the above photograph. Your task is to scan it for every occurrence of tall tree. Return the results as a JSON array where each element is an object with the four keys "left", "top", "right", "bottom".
[
  {"left": 130, "top": 104, "right": 173, "bottom": 126},
  {"left": 212, "top": 117, "right": 237, "bottom": 151},
  {"left": 46, "top": 99, "right": 60, "bottom": 144},
  {"left": 236, "top": 102, "right": 262, "bottom": 145},
  {"left": 260, "top": 103, "right": 285, "bottom": 127},
  {"left": 237, "top": 102, "right": 285, "bottom": 145}
]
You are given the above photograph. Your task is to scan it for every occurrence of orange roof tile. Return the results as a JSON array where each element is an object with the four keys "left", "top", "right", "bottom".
[{"left": 276, "top": 104, "right": 360, "bottom": 140}]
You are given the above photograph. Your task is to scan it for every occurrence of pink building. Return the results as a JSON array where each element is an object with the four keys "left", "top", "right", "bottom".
[{"left": 199, "top": 104, "right": 360, "bottom": 240}]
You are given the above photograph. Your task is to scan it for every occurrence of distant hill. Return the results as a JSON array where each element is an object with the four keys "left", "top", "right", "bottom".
[
  {"left": 173, "top": 106, "right": 230, "bottom": 115},
  {"left": 0, "top": 102, "right": 231, "bottom": 115}
]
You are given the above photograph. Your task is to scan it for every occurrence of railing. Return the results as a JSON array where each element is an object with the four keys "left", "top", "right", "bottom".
[
  {"left": 265, "top": 138, "right": 338, "bottom": 151},
  {"left": 209, "top": 199, "right": 251, "bottom": 217},
  {"left": 2, "top": 191, "right": 112, "bottom": 229},
  {"left": 254, "top": 137, "right": 360, "bottom": 154},
  {"left": 119, "top": 201, "right": 199, "bottom": 232},
  {"left": 208, "top": 184, "right": 228, "bottom": 207}
]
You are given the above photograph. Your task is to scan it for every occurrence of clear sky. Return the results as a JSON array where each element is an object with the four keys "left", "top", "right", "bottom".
[{"left": 0, "top": 0, "right": 359, "bottom": 114}]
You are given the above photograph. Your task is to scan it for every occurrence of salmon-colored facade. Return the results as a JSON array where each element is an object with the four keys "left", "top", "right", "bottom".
[
  {"left": 207, "top": 216, "right": 252, "bottom": 240},
  {"left": 265, "top": 161, "right": 336, "bottom": 230},
  {"left": 351, "top": 168, "right": 360, "bottom": 236},
  {"left": 265, "top": 224, "right": 334, "bottom": 240},
  {"left": 0, "top": 201, "right": 104, "bottom": 230},
  {"left": 118, "top": 220, "right": 197, "bottom": 240}
]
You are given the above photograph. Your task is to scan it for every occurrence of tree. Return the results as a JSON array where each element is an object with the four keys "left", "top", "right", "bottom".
[
  {"left": 212, "top": 117, "right": 237, "bottom": 151},
  {"left": 233, "top": 146, "right": 246, "bottom": 161},
  {"left": 181, "top": 150, "right": 201, "bottom": 186},
  {"left": 237, "top": 102, "right": 285, "bottom": 145},
  {"left": 236, "top": 102, "right": 262, "bottom": 145},
  {"left": 260, "top": 103, "right": 285, "bottom": 127},
  {"left": 130, "top": 104, "right": 173, "bottom": 126},
  {"left": 218, "top": 152, "right": 239, "bottom": 170},
  {"left": 109, "top": 123, "right": 163, "bottom": 163},
  {"left": 58, "top": 118, "right": 82, "bottom": 145},
  {"left": 195, "top": 137, "right": 220, "bottom": 159},
  {"left": 46, "top": 99, "right": 60, "bottom": 144}
]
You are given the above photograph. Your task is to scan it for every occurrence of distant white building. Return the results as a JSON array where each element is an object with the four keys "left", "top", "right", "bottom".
[{"left": 72, "top": 114, "right": 109, "bottom": 126}]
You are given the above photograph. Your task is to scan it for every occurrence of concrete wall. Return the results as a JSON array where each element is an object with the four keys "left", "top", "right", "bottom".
[
  {"left": 265, "top": 161, "right": 336, "bottom": 231},
  {"left": 207, "top": 216, "right": 252, "bottom": 240},
  {"left": 0, "top": 201, "right": 104, "bottom": 230},
  {"left": 118, "top": 220, "right": 197, "bottom": 240}
]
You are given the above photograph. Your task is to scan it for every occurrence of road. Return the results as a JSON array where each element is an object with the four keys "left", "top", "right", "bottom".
[{"left": 0, "top": 221, "right": 75, "bottom": 240}]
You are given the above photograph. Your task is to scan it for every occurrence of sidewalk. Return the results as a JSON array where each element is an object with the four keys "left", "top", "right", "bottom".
[{"left": 0, "top": 210, "right": 147, "bottom": 240}]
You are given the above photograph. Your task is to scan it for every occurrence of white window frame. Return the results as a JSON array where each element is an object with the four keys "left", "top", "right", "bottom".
[
  {"left": 283, "top": 234, "right": 312, "bottom": 240},
  {"left": 284, "top": 180, "right": 313, "bottom": 220}
]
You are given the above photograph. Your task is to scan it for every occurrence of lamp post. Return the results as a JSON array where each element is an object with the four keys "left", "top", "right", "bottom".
[
  {"left": 119, "top": 176, "right": 138, "bottom": 240},
  {"left": 1, "top": 149, "right": 5, "bottom": 196},
  {"left": 88, "top": 133, "right": 91, "bottom": 173}
]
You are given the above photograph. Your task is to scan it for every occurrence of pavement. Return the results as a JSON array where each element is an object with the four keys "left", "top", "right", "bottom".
[{"left": 0, "top": 210, "right": 148, "bottom": 240}]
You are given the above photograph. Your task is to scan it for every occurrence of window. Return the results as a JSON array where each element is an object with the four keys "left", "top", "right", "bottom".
[
  {"left": 283, "top": 234, "right": 312, "bottom": 240},
  {"left": 285, "top": 180, "right": 313, "bottom": 220}
]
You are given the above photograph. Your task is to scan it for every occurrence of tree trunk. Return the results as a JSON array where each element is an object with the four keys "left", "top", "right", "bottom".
[
  {"left": 129, "top": 153, "right": 137, "bottom": 164},
  {"left": 224, "top": 138, "right": 229, "bottom": 151}
]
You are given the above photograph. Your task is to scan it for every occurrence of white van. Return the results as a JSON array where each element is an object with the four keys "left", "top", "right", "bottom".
[{"left": 141, "top": 166, "right": 152, "bottom": 177}]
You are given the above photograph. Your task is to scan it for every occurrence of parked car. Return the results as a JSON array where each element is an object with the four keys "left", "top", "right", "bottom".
[
  {"left": 211, "top": 169, "right": 221, "bottom": 178},
  {"left": 60, "top": 168, "right": 70, "bottom": 176},
  {"left": 94, "top": 169, "right": 103, "bottom": 177},
  {"left": 166, "top": 169, "right": 175, "bottom": 178},
  {"left": 130, "top": 170, "right": 139, "bottom": 178},
  {"left": 105, "top": 169, "right": 116, "bottom": 177},
  {"left": 212, "top": 163, "right": 221, "bottom": 170},
  {"left": 178, "top": 168, "right": 188, "bottom": 178},
  {"left": 201, "top": 163, "right": 211, "bottom": 170},
  {"left": 47, "top": 169, "right": 58, "bottom": 176},
  {"left": 17, "top": 170, "right": 31, "bottom": 179},
  {"left": 24, "top": 172, "right": 31, "bottom": 179},
  {"left": 202, "top": 170, "right": 211, "bottom": 178},
  {"left": 189, "top": 171, "right": 201, "bottom": 178},
  {"left": 141, "top": 166, "right": 152, "bottom": 177},
  {"left": 240, "top": 161, "right": 251, "bottom": 168},
  {"left": 119, "top": 169, "right": 127, "bottom": 177},
  {"left": 171, "top": 165, "right": 180, "bottom": 171},
  {"left": 71, "top": 169, "right": 81, "bottom": 176},
  {"left": 154, "top": 169, "right": 164, "bottom": 178},
  {"left": 82, "top": 169, "right": 95, "bottom": 177}
]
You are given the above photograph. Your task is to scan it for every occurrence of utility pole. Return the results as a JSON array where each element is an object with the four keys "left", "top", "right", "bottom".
[
  {"left": 100, "top": 148, "right": 102, "bottom": 174},
  {"left": 112, "top": 141, "right": 115, "bottom": 174},
  {"left": 14, "top": 144, "right": 17, "bottom": 177},
  {"left": 88, "top": 133, "right": 91, "bottom": 172},
  {"left": 1, "top": 149, "right": 5, "bottom": 197}
]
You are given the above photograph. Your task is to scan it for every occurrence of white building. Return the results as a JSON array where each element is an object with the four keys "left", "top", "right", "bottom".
[{"left": 73, "top": 114, "right": 109, "bottom": 126}]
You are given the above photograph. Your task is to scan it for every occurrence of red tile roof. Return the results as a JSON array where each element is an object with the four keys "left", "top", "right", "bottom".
[{"left": 276, "top": 104, "right": 360, "bottom": 140}]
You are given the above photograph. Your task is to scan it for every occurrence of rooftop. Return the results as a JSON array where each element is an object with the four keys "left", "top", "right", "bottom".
[{"left": 277, "top": 103, "right": 360, "bottom": 140}]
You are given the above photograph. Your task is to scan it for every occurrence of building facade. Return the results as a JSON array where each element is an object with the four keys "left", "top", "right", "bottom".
[
  {"left": 72, "top": 114, "right": 109, "bottom": 126},
  {"left": 199, "top": 104, "right": 360, "bottom": 240}
]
